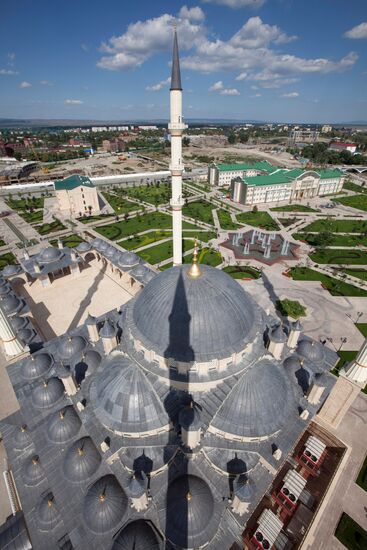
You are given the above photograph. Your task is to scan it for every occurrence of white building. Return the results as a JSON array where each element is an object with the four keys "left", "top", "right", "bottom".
[
  {"left": 55, "top": 174, "right": 100, "bottom": 216},
  {"left": 321, "top": 124, "right": 333, "bottom": 133},
  {"left": 208, "top": 161, "right": 275, "bottom": 187}
]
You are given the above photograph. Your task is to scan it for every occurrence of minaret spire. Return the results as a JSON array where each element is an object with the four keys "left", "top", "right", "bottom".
[{"left": 169, "top": 26, "right": 187, "bottom": 266}]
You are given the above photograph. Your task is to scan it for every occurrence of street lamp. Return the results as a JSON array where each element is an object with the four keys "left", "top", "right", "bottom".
[{"left": 338, "top": 337, "right": 347, "bottom": 351}]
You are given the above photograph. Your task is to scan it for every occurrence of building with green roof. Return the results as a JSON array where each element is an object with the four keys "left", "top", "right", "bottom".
[
  {"left": 55, "top": 174, "right": 100, "bottom": 217},
  {"left": 208, "top": 161, "right": 275, "bottom": 186},
  {"left": 230, "top": 167, "right": 344, "bottom": 206}
]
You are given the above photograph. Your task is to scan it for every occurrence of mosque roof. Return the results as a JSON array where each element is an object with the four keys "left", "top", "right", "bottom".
[
  {"left": 112, "top": 520, "right": 160, "bottom": 550},
  {"left": 297, "top": 339, "right": 325, "bottom": 362},
  {"left": 131, "top": 264, "right": 256, "bottom": 362},
  {"left": 54, "top": 174, "right": 94, "bottom": 191},
  {"left": 21, "top": 352, "right": 53, "bottom": 380},
  {"left": 23, "top": 455, "right": 45, "bottom": 486},
  {"left": 31, "top": 377, "right": 64, "bottom": 409},
  {"left": 47, "top": 406, "right": 81, "bottom": 444},
  {"left": 63, "top": 437, "right": 101, "bottom": 482},
  {"left": 57, "top": 335, "right": 87, "bottom": 359},
  {"left": 13, "top": 425, "right": 32, "bottom": 451},
  {"left": 37, "top": 493, "right": 60, "bottom": 530},
  {"left": 83, "top": 475, "right": 128, "bottom": 534}
]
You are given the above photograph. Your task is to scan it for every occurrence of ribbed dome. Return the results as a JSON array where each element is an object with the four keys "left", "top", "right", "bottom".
[
  {"left": 1, "top": 294, "right": 21, "bottom": 314},
  {"left": 37, "top": 493, "right": 60, "bottom": 530},
  {"left": 166, "top": 475, "right": 214, "bottom": 548},
  {"left": 131, "top": 265, "right": 255, "bottom": 362},
  {"left": 105, "top": 245, "right": 117, "bottom": 258},
  {"left": 210, "top": 361, "right": 294, "bottom": 438},
  {"left": 13, "top": 425, "right": 32, "bottom": 450},
  {"left": 74, "top": 350, "right": 101, "bottom": 381},
  {"left": 11, "top": 315, "right": 28, "bottom": 331},
  {"left": 24, "top": 455, "right": 45, "bottom": 485},
  {"left": 47, "top": 406, "right": 81, "bottom": 444},
  {"left": 91, "top": 357, "right": 169, "bottom": 435},
  {"left": 112, "top": 520, "right": 160, "bottom": 549},
  {"left": 118, "top": 251, "right": 139, "bottom": 268},
  {"left": 57, "top": 335, "right": 87, "bottom": 359},
  {"left": 270, "top": 325, "right": 286, "bottom": 343},
  {"left": 22, "top": 352, "right": 52, "bottom": 380},
  {"left": 297, "top": 339, "right": 324, "bottom": 362},
  {"left": 31, "top": 378, "right": 64, "bottom": 409},
  {"left": 130, "top": 264, "right": 147, "bottom": 278},
  {"left": 283, "top": 356, "right": 301, "bottom": 375},
  {"left": 83, "top": 475, "right": 128, "bottom": 534},
  {"left": 63, "top": 437, "right": 101, "bottom": 482},
  {"left": 39, "top": 247, "right": 63, "bottom": 263},
  {"left": 99, "top": 319, "right": 117, "bottom": 338},
  {"left": 76, "top": 241, "right": 91, "bottom": 252}
]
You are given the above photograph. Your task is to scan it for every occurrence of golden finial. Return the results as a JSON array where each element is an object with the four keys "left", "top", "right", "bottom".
[
  {"left": 47, "top": 497, "right": 54, "bottom": 508},
  {"left": 21, "top": 425, "right": 27, "bottom": 432},
  {"left": 186, "top": 491, "right": 192, "bottom": 502},
  {"left": 99, "top": 493, "right": 106, "bottom": 503},
  {"left": 187, "top": 240, "right": 202, "bottom": 279},
  {"left": 43, "top": 380, "right": 48, "bottom": 388},
  {"left": 59, "top": 410, "right": 65, "bottom": 420},
  {"left": 77, "top": 447, "right": 85, "bottom": 457}
]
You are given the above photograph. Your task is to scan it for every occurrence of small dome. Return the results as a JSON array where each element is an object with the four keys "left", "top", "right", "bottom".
[
  {"left": 297, "top": 339, "right": 324, "bottom": 362},
  {"left": 118, "top": 251, "right": 140, "bottom": 268},
  {"left": 57, "top": 335, "right": 87, "bottom": 359},
  {"left": 96, "top": 239, "right": 109, "bottom": 251},
  {"left": 112, "top": 520, "right": 160, "bottom": 550},
  {"left": 22, "top": 352, "right": 52, "bottom": 380},
  {"left": 291, "top": 320, "right": 302, "bottom": 331},
  {"left": 39, "top": 247, "right": 62, "bottom": 263},
  {"left": 283, "top": 356, "right": 301, "bottom": 375},
  {"left": 18, "top": 327, "right": 34, "bottom": 343},
  {"left": 47, "top": 406, "right": 81, "bottom": 444},
  {"left": 99, "top": 319, "right": 117, "bottom": 338},
  {"left": 32, "top": 378, "right": 64, "bottom": 409},
  {"left": 63, "top": 437, "right": 101, "bottom": 483},
  {"left": 2, "top": 264, "right": 21, "bottom": 277},
  {"left": 210, "top": 361, "right": 294, "bottom": 438},
  {"left": 83, "top": 475, "right": 128, "bottom": 534},
  {"left": 0, "top": 294, "right": 21, "bottom": 314},
  {"left": 234, "top": 476, "right": 255, "bottom": 502},
  {"left": 105, "top": 245, "right": 117, "bottom": 258},
  {"left": 11, "top": 315, "right": 28, "bottom": 331},
  {"left": 90, "top": 357, "right": 169, "bottom": 435},
  {"left": 166, "top": 475, "right": 214, "bottom": 548},
  {"left": 24, "top": 455, "right": 45, "bottom": 485},
  {"left": 37, "top": 493, "right": 60, "bottom": 530},
  {"left": 76, "top": 241, "right": 91, "bottom": 253},
  {"left": 0, "top": 283, "right": 11, "bottom": 295},
  {"left": 130, "top": 264, "right": 148, "bottom": 279},
  {"left": 179, "top": 402, "right": 201, "bottom": 431},
  {"left": 91, "top": 238, "right": 103, "bottom": 248},
  {"left": 83, "top": 350, "right": 102, "bottom": 371},
  {"left": 13, "top": 425, "right": 32, "bottom": 450},
  {"left": 270, "top": 325, "right": 286, "bottom": 343}
]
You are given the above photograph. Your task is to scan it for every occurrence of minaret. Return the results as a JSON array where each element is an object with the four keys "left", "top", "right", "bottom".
[
  {"left": 343, "top": 338, "right": 367, "bottom": 387},
  {"left": 169, "top": 27, "right": 187, "bottom": 266},
  {"left": 0, "top": 303, "right": 25, "bottom": 357}
]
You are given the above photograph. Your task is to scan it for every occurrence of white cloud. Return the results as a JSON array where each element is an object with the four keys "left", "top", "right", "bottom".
[
  {"left": 97, "top": 10, "right": 205, "bottom": 70},
  {"left": 64, "top": 99, "right": 83, "bottom": 104},
  {"left": 202, "top": 0, "right": 266, "bottom": 8},
  {"left": 40, "top": 80, "right": 53, "bottom": 86},
  {"left": 231, "top": 17, "right": 297, "bottom": 48},
  {"left": 344, "top": 22, "right": 367, "bottom": 39},
  {"left": 179, "top": 5, "right": 205, "bottom": 21},
  {"left": 19, "top": 81, "right": 32, "bottom": 88},
  {"left": 0, "top": 69, "right": 18, "bottom": 75},
  {"left": 251, "top": 93, "right": 262, "bottom": 97},
  {"left": 209, "top": 80, "right": 223, "bottom": 91},
  {"left": 220, "top": 87, "right": 240, "bottom": 95},
  {"left": 146, "top": 77, "right": 170, "bottom": 91},
  {"left": 281, "top": 92, "right": 299, "bottom": 98},
  {"left": 261, "top": 77, "right": 299, "bottom": 88},
  {"left": 235, "top": 72, "right": 247, "bottom": 80}
]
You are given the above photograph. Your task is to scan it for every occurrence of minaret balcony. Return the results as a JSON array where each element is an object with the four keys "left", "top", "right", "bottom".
[
  {"left": 169, "top": 163, "right": 185, "bottom": 173},
  {"left": 168, "top": 122, "right": 187, "bottom": 132},
  {"left": 170, "top": 197, "right": 185, "bottom": 209}
]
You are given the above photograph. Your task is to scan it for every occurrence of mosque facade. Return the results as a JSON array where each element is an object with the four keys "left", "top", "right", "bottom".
[{"left": 0, "top": 29, "right": 361, "bottom": 550}]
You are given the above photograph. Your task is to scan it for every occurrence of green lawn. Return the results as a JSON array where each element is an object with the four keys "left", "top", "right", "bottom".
[
  {"left": 161, "top": 248, "right": 222, "bottom": 270},
  {"left": 335, "top": 513, "right": 367, "bottom": 550},
  {"left": 18, "top": 210, "right": 44, "bottom": 223},
  {"left": 336, "top": 194, "right": 367, "bottom": 212},
  {"left": 6, "top": 197, "right": 44, "bottom": 210},
  {"left": 222, "top": 266, "right": 261, "bottom": 279},
  {"left": 138, "top": 239, "right": 195, "bottom": 265},
  {"left": 276, "top": 298, "right": 307, "bottom": 319},
  {"left": 50, "top": 234, "right": 84, "bottom": 248},
  {"left": 183, "top": 231, "right": 216, "bottom": 243},
  {"left": 343, "top": 181, "right": 367, "bottom": 195},
  {"left": 332, "top": 350, "right": 358, "bottom": 376},
  {"left": 236, "top": 211, "right": 279, "bottom": 231},
  {"left": 78, "top": 214, "right": 114, "bottom": 224},
  {"left": 288, "top": 267, "right": 367, "bottom": 297},
  {"left": 343, "top": 269, "right": 367, "bottom": 281},
  {"left": 217, "top": 209, "right": 238, "bottom": 230},
  {"left": 120, "top": 183, "right": 175, "bottom": 206},
  {"left": 102, "top": 192, "right": 142, "bottom": 214},
  {"left": 270, "top": 204, "right": 318, "bottom": 212},
  {"left": 293, "top": 232, "right": 367, "bottom": 247},
  {"left": 279, "top": 217, "right": 301, "bottom": 228},
  {"left": 95, "top": 212, "right": 199, "bottom": 241},
  {"left": 356, "top": 454, "right": 367, "bottom": 492},
  {"left": 0, "top": 252, "right": 17, "bottom": 269},
  {"left": 183, "top": 200, "right": 215, "bottom": 226},
  {"left": 310, "top": 248, "right": 367, "bottom": 265},
  {"left": 356, "top": 324, "right": 367, "bottom": 337},
  {"left": 118, "top": 230, "right": 171, "bottom": 250},
  {"left": 303, "top": 219, "right": 367, "bottom": 233},
  {"left": 35, "top": 220, "right": 66, "bottom": 235}
]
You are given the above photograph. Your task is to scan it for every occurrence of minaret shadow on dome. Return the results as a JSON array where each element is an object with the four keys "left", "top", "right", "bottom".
[{"left": 169, "top": 26, "right": 187, "bottom": 266}]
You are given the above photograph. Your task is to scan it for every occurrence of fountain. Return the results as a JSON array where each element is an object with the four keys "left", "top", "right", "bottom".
[
  {"left": 264, "top": 244, "right": 272, "bottom": 259},
  {"left": 281, "top": 239, "right": 289, "bottom": 256},
  {"left": 243, "top": 242, "right": 250, "bottom": 255},
  {"left": 251, "top": 229, "right": 257, "bottom": 245}
]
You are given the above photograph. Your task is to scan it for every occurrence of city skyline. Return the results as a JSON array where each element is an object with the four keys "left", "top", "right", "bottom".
[{"left": 0, "top": 0, "right": 366, "bottom": 123}]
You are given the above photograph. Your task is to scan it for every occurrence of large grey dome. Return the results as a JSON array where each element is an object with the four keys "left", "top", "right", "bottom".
[
  {"left": 83, "top": 475, "right": 128, "bottom": 534},
  {"left": 39, "top": 247, "right": 62, "bottom": 263},
  {"left": 47, "top": 406, "right": 81, "bottom": 444},
  {"left": 112, "top": 520, "right": 160, "bottom": 549},
  {"left": 90, "top": 356, "right": 169, "bottom": 435},
  {"left": 57, "top": 335, "right": 87, "bottom": 359},
  {"left": 63, "top": 437, "right": 101, "bottom": 482},
  {"left": 22, "top": 352, "right": 53, "bottom": 380},
  {"left": 13, "top": 425, "right": 32, "bottom": 450},
  {"left": 297, "top": 339, "right": 324, "bottom": 362},
  {"left": 166, "top": 475, "right": 214, "bottom": 548},
  {"left": 210, "top": 361, "right": 295, "bottom": 438},
  {"left": 37, "top": 493, "right": 60, "bottom": 530},
  {"left": 31, "top": 377, "right": 64, "bottom": 409},
  {"left": 24, "top": 455, "right": 44, "bottom": 486},
  {"left": 131, "top": 265, "right": 256, "bottom": 362}
]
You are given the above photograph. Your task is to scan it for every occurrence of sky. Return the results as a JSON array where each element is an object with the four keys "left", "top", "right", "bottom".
[{"left": 0, "top": 0, "right": 366, "bottom": 123}]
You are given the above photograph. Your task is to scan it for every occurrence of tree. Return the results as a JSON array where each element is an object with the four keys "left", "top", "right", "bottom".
[
  {"left": 227, "top": 132, "right": 236, "bottom": 145},
  {"left": 314, "top": 230, "right": 333, "bottom": 248},
  {"left": 252, "top": 205, "right": 258, "bottom": 213}
]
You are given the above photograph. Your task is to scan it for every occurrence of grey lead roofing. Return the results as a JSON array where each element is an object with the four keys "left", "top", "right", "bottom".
[
  {"left": 83, "top": 475, "right": 128, "bottom": 534},
  {"left": 63, "top": 437, "right": 101, "bottom": 483},
  {"left": 111, "top": 520, "right": 160, "bottom": 549},
  {"left": 0, "top": 514, "right": 32, "bottom": 550},
  {"left": 170, "top": 30, "right": 182, "bottom": 91}
]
